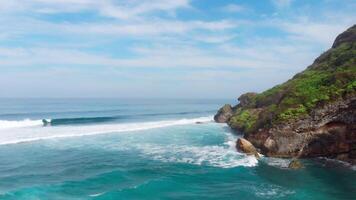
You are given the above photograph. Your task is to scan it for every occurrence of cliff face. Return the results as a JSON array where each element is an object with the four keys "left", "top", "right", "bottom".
[{"left": 215, "top": 25, "right": 356, "bottom": 164}]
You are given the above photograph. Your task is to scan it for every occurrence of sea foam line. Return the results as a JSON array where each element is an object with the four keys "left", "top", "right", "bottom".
[
  {"left": 0, "top": 119, "right": 44, "bottom": 130},
  {"left": 0, "top": 116, "right": 213, "bottom": 145}
]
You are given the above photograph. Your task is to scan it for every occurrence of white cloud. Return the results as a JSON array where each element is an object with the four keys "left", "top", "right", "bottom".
[
  {"left": 0, "top": 0, "right": 355, "bottom": 98},
  {"left": 0, "top": 35, "right": 318, "bottom": 72},
  {"left": 1, "top": 0, "right": 190, "bottom": 20},
  {"left": 266, "top": 15, "right": 356, "bottom": 47},
  {"left": 95, "top": 0, "right": 191, "bottom": 20},
  {"left": 192, "top": 34, "right": 236, "bottom": 43},
  {"left": 0, "top": 15, "right": 236, "bottom": 41},
  {"left": 281, "top": 22, "right": 348, "bottom": 46},
  {"left": 271, "top": 0, "right": 294, "bottom": 9},
  {"left": 222, "top": 4, "right": 245, "bottom": 13}
]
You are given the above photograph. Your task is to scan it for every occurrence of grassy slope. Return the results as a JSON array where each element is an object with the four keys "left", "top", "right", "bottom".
[{"left": 229, "top": 28, "right": 356, "bottom": 134}]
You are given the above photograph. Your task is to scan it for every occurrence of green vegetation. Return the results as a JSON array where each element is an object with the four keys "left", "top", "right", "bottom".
[
  {"left": 278, "top": 104, "right": 307, "bottom": 121},
  {"left": 228, "top": 109, "right": 259, "bottom": 132},
  {"left": 228, "top": 26, "right": 356, "bottom": 134}
]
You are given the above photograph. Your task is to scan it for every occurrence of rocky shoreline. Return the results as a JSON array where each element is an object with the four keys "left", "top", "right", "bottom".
[{"left": 215, "top": 25, "right": 356, "bottom": 165}]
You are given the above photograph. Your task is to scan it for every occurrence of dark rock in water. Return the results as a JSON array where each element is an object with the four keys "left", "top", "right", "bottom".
[
  {"left": 217, "top": 25, "right": 356, "bottom": 165},
  {"left": 236, "top": 138, "right": 260, "bottom": 158},
  {"left": 214, "top": 104, "right": 233, "bottom": 123},
  {"left": 195, "top": 122, "right": 204, "bottom": 124},
  {"left": 288, "top": 159, "right": 303, "bottom": 169}
]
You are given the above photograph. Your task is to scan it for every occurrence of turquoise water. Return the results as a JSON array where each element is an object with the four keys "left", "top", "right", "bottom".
[{"left": 0, "top": 99, "right": 355, "bottom": 200}]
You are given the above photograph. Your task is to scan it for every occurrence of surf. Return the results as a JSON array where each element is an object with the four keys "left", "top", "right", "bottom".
[
  {"left": 0, "top": 119, "right": 45, "bottom": 130},
  {"left": 0, "top": 116, "right": 214, "bottom": 145},
  {"left": 0, "top": 109, "right": 216, "bottom": 128}
]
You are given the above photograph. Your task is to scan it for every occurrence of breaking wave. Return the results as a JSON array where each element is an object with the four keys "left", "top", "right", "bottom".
[
  {"left": 0, "top": 119, "right": 45, "bottom": 130},
  {"left": 0, "top": 116, "right": 213, "bottom": 145}
]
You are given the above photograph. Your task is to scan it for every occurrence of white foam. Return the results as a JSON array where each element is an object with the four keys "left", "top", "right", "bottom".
[
  {"left": 0, "top": 117, "right": 260, "bottom": 169},
  {"left": 89, "top": 192, "right": 106, "bottom": 197},
  {"left": 138, "top": 141, "right": 258, "bottom": 168},
  {"left": 224, "top": 133, "right": 238, "bottom": 150},
  {"left": 264, "top": 157, "right": 291, "bottom": 168},
  {"left": 254, "top": 185, "right": 295, "bottom": 198},
  {"left": 0, "top": 119, "right": 44, "bottom": 130},
  {"left": 0, "top": 116, "right": 213, "bottom": 145}
]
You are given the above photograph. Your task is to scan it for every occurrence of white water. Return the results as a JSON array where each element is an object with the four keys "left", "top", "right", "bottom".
[
  {"left": 106, "top": 130, "right": 258, "bottom": 168},
  {"left": 0, "top": 116, "right": 213, "bottom": 145},
  {"left": 0, "top": 119, "right": 44, "bottom": 130},
  {"left": 138, "top": 142, "right": 258, "bottom": 168},
  {"left": 0, "top": 116, "right": 259, "bottom": 168}
]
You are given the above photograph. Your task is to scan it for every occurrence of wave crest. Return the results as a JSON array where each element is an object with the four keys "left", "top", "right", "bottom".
[
  {"left": 0, "top": 116, "right": 213, "bottom": 145},
  {"left": 0, "top": 119, "right": 44, "bottom": 130}
]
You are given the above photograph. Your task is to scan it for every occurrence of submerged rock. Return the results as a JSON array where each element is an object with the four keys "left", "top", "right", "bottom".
[
  {"left": 288, "top": 159, "right": 303, "bottom": 169},
  {"left": 214, "top": 104, "right": 233, "bottom": 123},
  {"left": 236, "top": 138, "right": 260, "bottom": 158}
]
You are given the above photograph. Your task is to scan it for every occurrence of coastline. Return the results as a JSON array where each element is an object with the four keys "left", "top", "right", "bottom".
[{"left": 214, "top": 25, "right": 356, "bottom": 165}]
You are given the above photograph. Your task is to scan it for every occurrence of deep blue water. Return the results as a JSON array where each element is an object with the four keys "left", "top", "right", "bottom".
[{"left": 0, "top": 99, "right": 355, "bottom": 200}]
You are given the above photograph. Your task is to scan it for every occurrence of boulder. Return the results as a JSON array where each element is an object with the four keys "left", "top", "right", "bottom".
[
  {"left": 236, "top": 138, "right": 259, "bottom": 158},
  {"left": 214, "top": 104, "right": 233, "bottom": 123},
  {"left": 288, "top": 159, "right": 303, "bottom": 169}
]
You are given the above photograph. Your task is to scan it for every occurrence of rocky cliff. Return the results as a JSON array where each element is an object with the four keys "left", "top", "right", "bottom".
[{"left": 215, "top": 25, "right": 356, "bottom": 164}]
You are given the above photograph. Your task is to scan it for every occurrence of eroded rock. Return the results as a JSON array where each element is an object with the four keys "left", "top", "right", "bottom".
[
  {"left": 288, "top": 159, "right": 303, "bottom": 169},
  {"left": 236, "top": 138, "right": 260, "bottom": 158},
  {"left": 238, "top": 93, "right": 257, "bottom": 107},
  {"left": 214, "top": 104, "right": 233, "bottom": 123}
]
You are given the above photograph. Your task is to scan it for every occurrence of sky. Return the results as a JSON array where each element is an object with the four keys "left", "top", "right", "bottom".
[{"left": 0, "top": 0, "right": 355, "bottom": 98}]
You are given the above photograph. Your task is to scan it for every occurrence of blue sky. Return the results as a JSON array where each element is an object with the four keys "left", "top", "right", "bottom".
[{"left": 0, "top": 0, "right": 355, "bottom": 98}]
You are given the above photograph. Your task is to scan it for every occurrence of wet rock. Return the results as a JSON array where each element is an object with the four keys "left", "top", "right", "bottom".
[
  {"left": 288, "top": 159, "right": 303, "bottom": 169},
  {"left": 236, "top": 138, "right": 260, "bottom": 158}
]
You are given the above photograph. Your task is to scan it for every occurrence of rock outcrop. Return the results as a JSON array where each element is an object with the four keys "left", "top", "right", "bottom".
[
  {"left": 332, "top": 24, "right": 356, "bottom": 48},
  {"left": 214, "top": 104, "right": 233, "bottom": 123},
  {"left": 238, "top": 93, "right": 257, "bottom": 107},
  {"left": 215, "top": 25, "right": 356, "bottom": 164},
  {"left": 236, "top": 138, "right": 260, "bottom": 158},
  {"left": 288, "top": 159, "right": 303, "bottom": 169}
]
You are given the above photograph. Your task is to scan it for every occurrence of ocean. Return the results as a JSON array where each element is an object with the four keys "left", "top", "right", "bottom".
[{"left": 0, "top": 98, "right": 355, "bottom": 200}]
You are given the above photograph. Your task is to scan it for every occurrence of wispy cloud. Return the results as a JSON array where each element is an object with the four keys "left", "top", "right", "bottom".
[
  {"left": 271, "top": 0, "right": 294, "bottom": 9},
  {"left": 0, "top": 36, "right": 318, "bottom": 71},
  {"left": 0, "top": 0, "right": 355, "bottom": 98},
  {"left": 222, "top": 4, "right": 246, "bottom": 13},
  {"left": 1, "top": 0, "right": 190, "bottom": 19}
]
